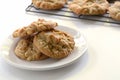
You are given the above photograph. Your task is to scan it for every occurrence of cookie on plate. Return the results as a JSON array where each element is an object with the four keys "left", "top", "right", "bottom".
[
  {"left": 68, "top": 0, "right": 109, "bottom": 15},
  {"left": 15, "top": 36, "right": 48, "bottom": 61},
  {"left": 33, "top": 29, "right": 75, "bottom": 59},
  {"left": 109, "top": 1, "right": 120, "bottom": 21},
  {"left": 32, "top": 0, "right": 67, "bottom": 10},
  {"left": 13, "top": 19, "right": 57, "bottom": 38}
]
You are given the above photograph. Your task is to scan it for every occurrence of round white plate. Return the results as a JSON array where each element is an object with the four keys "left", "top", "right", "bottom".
[{"left": 0, "top": 26, "right": 87, "bottom": 71}]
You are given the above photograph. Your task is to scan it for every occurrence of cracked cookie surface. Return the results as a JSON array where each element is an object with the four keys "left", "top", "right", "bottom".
[
  {"left": 32, "top": 0, "right": 67, "bottom": 10},
  {"left": 13, "top": 19, "right": 57, "bottom": 38},
  {"left": 33, "top": 29, "right": 75, "bottom": 59},
  {"left": 109, "top": 1, "right": 120, "bottom": 21},
  {"left": 15, "top": 36, "right": 48, "bottom": 61},
  {"left": 68, "top": 0, "right": 109, "bottom": 15}
]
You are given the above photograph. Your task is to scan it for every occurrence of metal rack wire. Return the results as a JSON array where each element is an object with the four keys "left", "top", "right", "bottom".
[{"left": 26, "top": 2, "right": 120, "bottom": 25}]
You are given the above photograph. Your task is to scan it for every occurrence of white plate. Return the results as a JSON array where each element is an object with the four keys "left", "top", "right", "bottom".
[{"left": 0, "top": 26, "right": 87, "bottom": 71}]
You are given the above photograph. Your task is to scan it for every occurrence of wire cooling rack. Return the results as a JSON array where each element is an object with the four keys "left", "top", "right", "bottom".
[{"left": 26, "top": 2, "right": 120, "bottom": 25}]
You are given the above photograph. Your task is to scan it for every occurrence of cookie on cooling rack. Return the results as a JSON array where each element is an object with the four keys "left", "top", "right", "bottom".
[
  {"left": 32, "top": 0, "right": 67, "bottom": 10},
  {"left": 15, "top": 36, "right": 48, "bottom": 61},
  {"left": 68, "top": 0, "right": 109, "bottom": 15},
  {"left": 109, "top": 1, "right": 120, "bottom": 21},
  {"left": 33, "top": 29, "right": 75, "bottom": 59},
  {"left": 13, "top": 19, "right": 57, "bottom": 38}
]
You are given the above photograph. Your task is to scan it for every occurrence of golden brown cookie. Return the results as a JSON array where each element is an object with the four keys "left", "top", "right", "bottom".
[
  {"left": 33, "top": 29, "right": 75, "bottom": 59},
  {"left": 109, "top": 1, "right": 120, "bottom": 21},
  {"left": 13, "top": 19, "right": 57, "bottom": 38},
  {"left": 32, "top": 0, "right": 67, "bottom": 10},
  {"left": 68, "top": 0, "right": 109, "bottom": 15},
  {"left": 15, "top": 36, "right": 48, "bottom": 61}
]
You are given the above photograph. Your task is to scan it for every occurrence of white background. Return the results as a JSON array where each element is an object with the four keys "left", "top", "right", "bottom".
[{"left": 0, "top": 0, "right": 120, "bottom": 80}]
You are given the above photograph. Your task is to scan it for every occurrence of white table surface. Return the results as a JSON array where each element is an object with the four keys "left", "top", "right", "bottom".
[{"left": 0, "top": 0, "right": 120, "bottom": 80}]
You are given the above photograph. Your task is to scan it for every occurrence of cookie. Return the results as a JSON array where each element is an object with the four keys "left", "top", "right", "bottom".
[
  {"left": 109, "top": 1, "right": 120, "bottom": 21},
  {"left": 32, "top": 0, "right": 67, "bottom": 10},
  {"left": 33, "top": 29, "right": 75, "bottom": 59},
  {"left": 68, "top": 0, "right": 109, "bottom": 15},
  {"left": 13, "top": 19, "right": 57, "bottom": 38},
  {"left": 15, "top": 36, "right": 48, "bottom": 61}
]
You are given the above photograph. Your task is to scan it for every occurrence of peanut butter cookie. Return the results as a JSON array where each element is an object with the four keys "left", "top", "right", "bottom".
[
  {"left": 68, "top": 0, "right": 109, "bottom": 15},
  {"left": 13, "top": 19, "right": 57, "bottom": 38},
  {"left": 32, "top": 0, "right": 67, "bottom": 10},
  {"left": 109, "top": 1, "right": 120, "bottom": 21},
  {"left": 15, "top": 36, "right": 48, "bottom": 61},
  {"left": 33, "top": 29, "right": 75, "bottom": 59}
]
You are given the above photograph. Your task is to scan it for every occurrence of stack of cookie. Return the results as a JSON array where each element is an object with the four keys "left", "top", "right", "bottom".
[{"left": 12, "top": 19, "right": 75, "bottom": 61}]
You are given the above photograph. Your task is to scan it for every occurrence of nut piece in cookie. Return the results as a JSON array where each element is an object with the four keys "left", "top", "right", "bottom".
[
  {"left": 15, "top": 36, "right": 48, "bottom": 61},
  {"left": 68, "top": 0, "right": 109, "bottom": 15},
  {"left": 13, "top": 19, "right": 57, "bottom": 38},
  {"left": 109, "top": 1, "right": 120, "bottom": 21},
  {"left": 33, "top": 29, "right": 75, "bottom": 59},
  {"left": 32, "top": 0, "right": 67, "bottom": 10}
]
